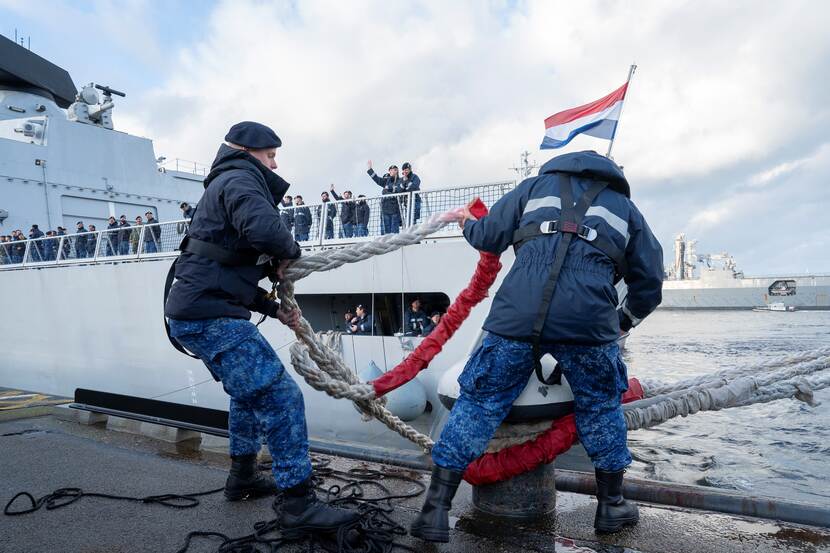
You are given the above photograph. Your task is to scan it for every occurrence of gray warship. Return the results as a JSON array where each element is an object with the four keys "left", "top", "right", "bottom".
[
  {"left": 0, "top": 34, "right": 203, "bottom": 233},
  {"left": 661, "top": 233, "right": 830, "bottom": 309}
]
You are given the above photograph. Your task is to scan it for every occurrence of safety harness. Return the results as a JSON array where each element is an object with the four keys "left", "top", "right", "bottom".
[
  {"left": 163, "top": 233, "right": 265, "bottom": 362},
  {"left": 511, "top": 173, "right": 627, "bottom": 385}
]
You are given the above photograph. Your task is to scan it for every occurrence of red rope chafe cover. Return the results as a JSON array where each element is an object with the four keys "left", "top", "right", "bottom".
[
  {"left": 463, "top": 378, "right": 645, "bottom": 485},
  {"left": 370, "top": 198, "right": 500, "bottom": 397}
]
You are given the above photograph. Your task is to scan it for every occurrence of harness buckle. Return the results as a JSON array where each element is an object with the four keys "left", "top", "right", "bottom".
[
  {"left": 578, "top": 226, "right": 598, "bottom": 241},
  {"left": 539, "top": 220, "right": 558, "bottom": 234}
]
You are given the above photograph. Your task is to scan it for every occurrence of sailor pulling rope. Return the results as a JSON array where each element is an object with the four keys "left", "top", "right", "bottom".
[{"left": 276, "top": 150, "right": 830, "bottom": 544}]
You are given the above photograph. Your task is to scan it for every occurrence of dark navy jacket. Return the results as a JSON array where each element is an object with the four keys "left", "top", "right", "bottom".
[
  {"left": 465, "top": 151, "right": 663, "bottom": 345},
  {"left": 330, "top": 191, "right": 356, "bottom": 225},
  {"left": 165, "top": 144, "right": 300, "bottom": 320},
  {"left": 117, "top": 221, "right": 131, "bottom": 243},
  {"left": 405, "top": 308, "right": 429, "bottom": 335},
  {"left": 354, "top": 313, "right": 374, "bottom": 335},
  {"left": 106, "top": 221, "right": 120, "bottom": 246},
  {"left": 279, "top": 200, "right": 294, "bottom": 232},
  {"left": 293, "top": 205, "right": 312, "bottom": 236},
  {"left": 315, "top": 201, "right": 337, "bottom": 224},
  {"left": 367, "top": 169, "right": 404, "bottom": 215},
  {"left": 355, "top": 200, "right": 370, "bottom": 226},
  {"left": 402, "top": 173, "right": 420, "bottom": 192}
]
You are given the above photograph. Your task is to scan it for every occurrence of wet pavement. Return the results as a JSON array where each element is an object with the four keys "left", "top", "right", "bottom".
[
  {"left": 0, "top": 387, "right": 70, "bottom": 420},
  {"left": 1, "top": 411, "right": 829, "bottom": 553}
]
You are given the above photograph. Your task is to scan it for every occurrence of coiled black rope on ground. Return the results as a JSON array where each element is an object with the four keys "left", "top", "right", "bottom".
[
  {"left": 174, "top": 457, "right": 426, "bottom": 553},
  {"left": 3, "top": 455, "right": 426, "bottom": 553},
  {"left": 4, "top": 486, "right": 224, "bottom": 515}
]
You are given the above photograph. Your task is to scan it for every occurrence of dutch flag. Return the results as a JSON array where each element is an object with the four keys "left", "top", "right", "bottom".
[{"left": 540, "top": 82, "right": 629, "bottom": 150}]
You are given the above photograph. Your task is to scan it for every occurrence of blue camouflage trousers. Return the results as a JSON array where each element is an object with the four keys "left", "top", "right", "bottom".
[
  {"left": 168, "top": 317, "right": 312, "bottom": 489},
  {"left": 432, "top": 333, "right": 631, "bottom": 473}
]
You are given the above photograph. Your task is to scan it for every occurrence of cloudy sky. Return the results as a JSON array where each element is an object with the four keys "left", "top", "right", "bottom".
[{"left": 3, "top": 0, "right": 829, "bottom": 274}]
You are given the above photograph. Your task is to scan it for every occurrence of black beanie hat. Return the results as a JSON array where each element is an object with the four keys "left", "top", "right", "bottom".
[{"left": 225, "top": 121, "right": 282, "bottom": 149}]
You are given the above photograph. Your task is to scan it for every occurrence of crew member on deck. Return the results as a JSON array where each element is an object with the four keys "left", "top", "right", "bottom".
[
  {"left": 404, "top": 298, "right": 429, "bottom": 336},
  {"left": 351, "top": 304, "right": 374, "bottom": 335},
  {"left": 164, "top": 121, "right": 357, "bottom": 536},
  {"left": 411, "top": 150, "right": 664, "bottom": 543}
]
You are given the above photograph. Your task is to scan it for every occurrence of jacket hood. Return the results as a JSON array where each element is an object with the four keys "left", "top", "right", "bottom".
[
  {"left": 539, "top": 150, "right": 630, "bottom": 198},
  {"left": 203, "top": 144, "right": 290, "bottom": 202}
]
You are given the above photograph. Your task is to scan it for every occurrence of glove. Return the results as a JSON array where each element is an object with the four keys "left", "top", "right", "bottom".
[
  {"left": 251, "top": 287, "right": 280, "bottom": 318},
  {"left": 618, "top": 309, "right": 633, "bottom": 332}
]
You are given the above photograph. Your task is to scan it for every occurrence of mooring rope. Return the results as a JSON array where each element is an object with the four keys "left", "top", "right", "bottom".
[
  {"left": 638, "top": 346, "right": 830, "bottom": 396},
  {"left": 624, "top": 356, "right": 830, "bottom": 431},
  {"left": 278, "top": 211, "right": 469, "bottom": 452}
]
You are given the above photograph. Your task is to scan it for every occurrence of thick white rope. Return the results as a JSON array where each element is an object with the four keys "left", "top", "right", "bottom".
[
  {"left": 634, "top": 356, "right": 830, "bottom": 408},
  {"left": 278, "top": 212, "right": 465, "bottom": 452},
  {"left": 283, "top": 212, "right": 457, "bottom": 282},
  {"left": 624, "top": 361, "right": 830, "bottom": 431},
  {"left": 639, "top": 347, "right": 830, "bottom": 396}
]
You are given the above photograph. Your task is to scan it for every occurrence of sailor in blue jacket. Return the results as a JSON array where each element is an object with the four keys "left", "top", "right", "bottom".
[
  {"left": 411, "top": 151, "right": 663, "bottom": 542},
  {"left": 351, "top": 305, "right": 374, "bottom": 335},
  {"left": 367, "top": 160, "right": 404, "bottom": 234},
  {"left": 401, "top": 162, "right": 422, "bottom": 223},
  {"left": 165, "top": 121, "right": 357, "bottom": 535}
]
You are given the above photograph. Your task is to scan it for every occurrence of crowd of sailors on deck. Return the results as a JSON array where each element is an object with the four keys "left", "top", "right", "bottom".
[
  {"left": 280, "top": 161, "right": 422, "bottom": 240},
  {"left": 0, "top": 209, "right": 173, "bottom": 263},
  {"left": 0, "top": 159, "right": 423, "bottom": 263},
  {"left": 344, "top": 299, "right": 442, "bottom": 337}
]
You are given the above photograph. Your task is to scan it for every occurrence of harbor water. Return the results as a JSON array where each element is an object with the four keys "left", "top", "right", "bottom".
[{"left": 624, "top": 310, "right": 830, "bottom": 508}]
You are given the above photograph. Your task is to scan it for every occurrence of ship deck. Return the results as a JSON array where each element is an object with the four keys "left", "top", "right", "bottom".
[{"left": 2, "top": 405, "right": 829, "bottom": 553}]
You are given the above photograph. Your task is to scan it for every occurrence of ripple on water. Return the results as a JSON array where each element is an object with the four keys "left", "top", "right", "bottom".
[{"left": 624, "top": 310, "right": 830, "bottom": 508}]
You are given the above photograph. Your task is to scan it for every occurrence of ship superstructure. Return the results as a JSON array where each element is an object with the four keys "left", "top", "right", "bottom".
[{"left": 0, "top": 35, "right": 202, "bottom": 234}]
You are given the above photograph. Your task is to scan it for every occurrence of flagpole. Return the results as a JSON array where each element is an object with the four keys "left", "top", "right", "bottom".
[{"left": 605, "top": 63, "right": 637, "bottom": 159}]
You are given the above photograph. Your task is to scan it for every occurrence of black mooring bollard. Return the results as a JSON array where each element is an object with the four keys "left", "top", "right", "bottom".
[{"left": 472, "top": 463, "right": 556, "bottom": 518}]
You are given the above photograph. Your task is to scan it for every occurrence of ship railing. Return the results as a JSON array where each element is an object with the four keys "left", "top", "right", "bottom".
[
  {"left": 0, "top": 180, "right": 516, "bottom": 270},
  {"left": 159, "top": 158, "right": 209, "bottom": 176},
  {"left": 412, "top": 181, "right": 516, "bottom": 236},
  {"left": 0, "top": 222, "right": 190, "bottom": 269}
]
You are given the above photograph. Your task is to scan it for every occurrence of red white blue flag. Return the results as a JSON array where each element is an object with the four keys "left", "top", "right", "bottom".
[{"left": 540, "top": 82, "right": 629, "bottom": 149}]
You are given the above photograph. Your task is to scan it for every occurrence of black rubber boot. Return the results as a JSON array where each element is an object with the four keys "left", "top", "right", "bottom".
[
  {"left": 594, "top": 469, "right": 639, "bottom": 533},
  {"left": 224, "top": 455, "right": 278, "bottom": 501},
  {"left": 410, "top": 466, "right": 463, "bottom": 543},
  {"left": 279, "top": 477, "right": 360, "bottom": 539}
]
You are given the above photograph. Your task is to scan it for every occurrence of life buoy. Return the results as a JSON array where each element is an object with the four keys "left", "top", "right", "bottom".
[{"left": 359, "top": 361, "right": 427, "bottom": 422}]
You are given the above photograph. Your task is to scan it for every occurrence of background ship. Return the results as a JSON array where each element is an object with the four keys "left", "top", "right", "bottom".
[{"left": 661, "top": 233, "right": 830, "bottom": 310}]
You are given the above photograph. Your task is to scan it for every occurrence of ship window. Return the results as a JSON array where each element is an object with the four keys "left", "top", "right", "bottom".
[
  {"left": 293, "top": 292, "right": 451, "bottom": 336},
  {"left": 768, "top": 280, "right": 796, "bottom": 297},
  {"left": 0, "top": 116, "right": 48, "bottom": 146}
]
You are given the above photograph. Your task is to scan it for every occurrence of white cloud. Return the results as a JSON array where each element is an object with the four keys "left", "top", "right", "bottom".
[
  {"left": 749, "top": 158, "right": 808, "bottom": 187},
  {"left": 97, "top": 0, "right": 830, "bottom": 272}
]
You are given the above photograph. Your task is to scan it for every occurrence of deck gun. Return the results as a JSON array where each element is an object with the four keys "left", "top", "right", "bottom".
[{"left": 67, "top": 83, "right": 126, "bottom": 130}]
